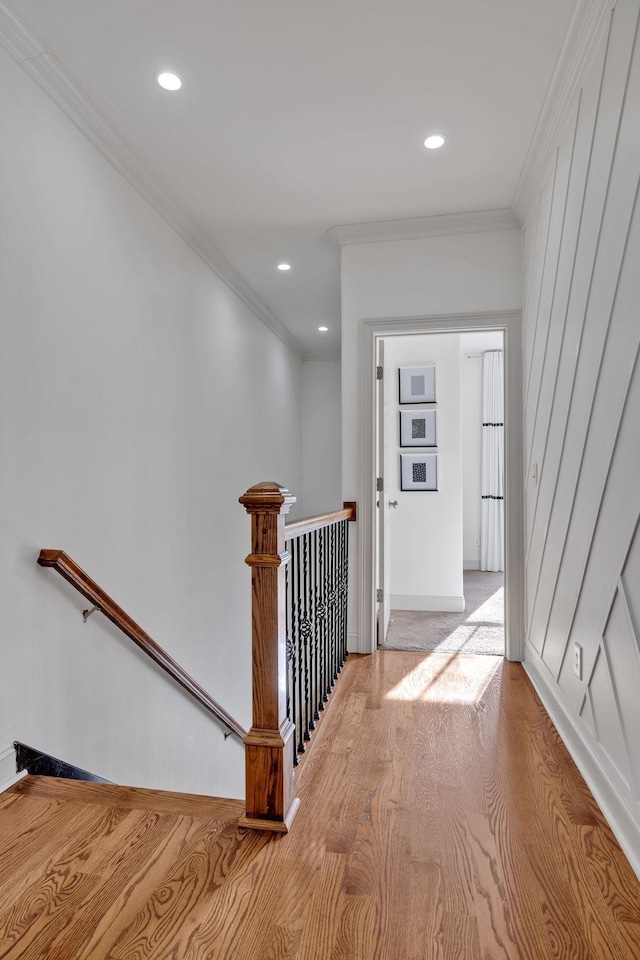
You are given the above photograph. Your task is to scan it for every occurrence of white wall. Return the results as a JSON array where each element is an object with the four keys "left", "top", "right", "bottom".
[
  {"left": 301, "top": 360, "right": 341, "bottom": 516},
  {"left": 522, "top": 0, "right": 640, "bottom": 877},
  {"left": 385, "top": 334, "right": 463, "bottom": 609},
  {"left": 341, "top": 230, "right": 521, "bottom": 649},
  {"left": 0, "top": 47, "right": 302, "bottom": 799},
  {"left": 460, "top": 331, "right": 504, "bottom": 569}
]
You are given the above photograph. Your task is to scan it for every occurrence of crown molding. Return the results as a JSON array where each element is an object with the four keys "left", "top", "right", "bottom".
[
  {"left": 0, "top": 0, "right": 304, "bottom": 359},
  {"left": 328, "top": 208, "right": 520, "bottom": 255},
  {"left": 512, "top": 0, "right": 612, "bottom": 222}
]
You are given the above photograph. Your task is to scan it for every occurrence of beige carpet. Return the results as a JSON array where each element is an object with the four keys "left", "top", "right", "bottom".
[{"left": 381, "top": 571, "right": 504, "bottom": 656}]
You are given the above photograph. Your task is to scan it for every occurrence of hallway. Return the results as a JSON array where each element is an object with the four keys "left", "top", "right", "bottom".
[{"left": 1, "top": 651, "right": 639, "bottom": 959}]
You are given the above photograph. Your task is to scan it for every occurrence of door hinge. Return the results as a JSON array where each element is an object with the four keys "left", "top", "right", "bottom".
[
  {"left": 376, "top": 366, "right": 383, "bottom": 380},
  {"left": 376, "top": 477, "right": 384, "bottom": 492},
  {"left": 377, "top": 588, "right": 383, "bottom": 603}
]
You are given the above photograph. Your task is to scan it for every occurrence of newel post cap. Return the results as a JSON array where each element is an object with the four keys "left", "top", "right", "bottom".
[{"left": 239, "top": 481, "right": 297, "bottom": 515}]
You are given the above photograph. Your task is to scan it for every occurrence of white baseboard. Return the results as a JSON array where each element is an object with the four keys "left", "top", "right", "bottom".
[
  {"left": 0, "top": 743, "right": 26, "bottom": 793},
  {"left": 524, "top": 651, "right": 640, "bottom": 882},
  {"left": 347, "top": 631, "right": 362, "bottom": 654},
  {"left": 391, "top": 594, "right": 465, "bottom": 612},
  {"left": 463, "top": 558, "right": 481, "bottom": 571}
]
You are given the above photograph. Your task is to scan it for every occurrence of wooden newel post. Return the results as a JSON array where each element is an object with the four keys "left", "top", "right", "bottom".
[{"left": 238, "top": 481, "right": 300, "bottom": 832}]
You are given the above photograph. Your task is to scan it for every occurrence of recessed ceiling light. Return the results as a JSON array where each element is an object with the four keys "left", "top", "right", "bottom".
[
  {"left": 277, "top": 263, "right": 291, "bottom": 271},
  {"left": 423, "top": 134, "right": 446, "bottom": 150},
  {"left": 156, "top": 71, "right": 182, "bottom": 92},
  {"left": 318, "top": 326, "right": 329, "bottom": 332}
]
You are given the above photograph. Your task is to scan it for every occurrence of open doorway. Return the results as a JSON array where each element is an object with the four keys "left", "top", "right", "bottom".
[{"left": 376, "top": 329, "right": 505, "bottom": 656}]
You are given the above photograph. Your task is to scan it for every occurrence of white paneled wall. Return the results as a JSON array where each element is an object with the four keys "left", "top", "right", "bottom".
[{"left": 523, "top": 0, "right": 640, "bottom": 876}]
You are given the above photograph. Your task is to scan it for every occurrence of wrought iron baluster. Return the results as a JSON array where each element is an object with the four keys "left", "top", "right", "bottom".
[
  {"left": 286, "top": 542, "right": 299, "bottom": 766},
  {"left": 318, "top": 525, "right": 327, "bottom": 712},
  {"left": 339, "top": 519, "right": 348, "bottom": 670},
  {"left": 301, "top": 533, "right": 311, "bottom": 743},
  {"left": 295, "top": 536, "right": 306, "bottom": 756},
  {"left": 344, "top": 520, "right": 350, "bottom": 665},
  {"left": 310, "top": 529, "right": 318, "bottom": 724},
  {"left": 308, "top": 531, "right": 316, "bottom": 732},
  {"left": 328, "top": 522, "right": 337, "bottom": 688},
  {"left": 345, "top": 521, "right": 350, "bottom": 665},
  {"left": 283, "top": 508, "right": 353, "bottom": 767},
  {"left": 285, "top": 556, "right": 291, "bottom": 720}
]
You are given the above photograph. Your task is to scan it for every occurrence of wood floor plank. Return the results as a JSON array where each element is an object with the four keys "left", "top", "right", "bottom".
[
  {"left": 0, "top": 794, "right": 65, "bottom": 855},
  {"left": 578, "top": 821, "right": 640, "bottom": 922},
  {"left": 107, "top": 819, "right": 242, "bottom": 959},
  {"left": 0, "top": 799, "right": 104, "bottom": 902},
  {"left": 1, "top": 653, "right": 639, "bottom": 960},
  {"left": 9, "top": 775, "right": 244, "bottom": 819},
  {"left": 60, "top": 816, "right": 244, "bottom": 960},
  {"left": 0, "top": 803, "right": 135, "bottom": 918},
  {"left": 296, "top": 853, "right": 347, "bottom": 960},
  {"left": 441, "top": 914, "right": 481, "bottom": 960},
  {"left": 0, "top": 792, "right": 22, "bottom": 813}
]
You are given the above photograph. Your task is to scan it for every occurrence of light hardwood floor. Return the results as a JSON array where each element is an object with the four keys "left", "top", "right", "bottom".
[{"left": 2, "top": 652, "right": 640, "bottom": 959}]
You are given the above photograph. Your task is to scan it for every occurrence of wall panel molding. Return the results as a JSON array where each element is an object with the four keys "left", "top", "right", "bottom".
[
  {"left": 524, "top": 0, "right": 640, "bottom": 879},
  {"left": 531, "top": 25, "right": 640, "bottom": 655},
  {"left": 513, "top": 0, "right": 613, "bottom": 220},
  {"left": 544, "top": 287, "right": 640, "bottom": 676},
  {"left": 524, "top": 110, "right": 579, "bottom": 431},
  {"left": 523, "top": 174, "right": 556, "bottom": 384},
  {"left": 525, "top": 37, "right": 607, "bottom": 492},
  {"left": 525, "top": 0, "right": 640, "bottom": 643},
  {"left": 524, "top": 147, "right": 561, "bottom": 403}
]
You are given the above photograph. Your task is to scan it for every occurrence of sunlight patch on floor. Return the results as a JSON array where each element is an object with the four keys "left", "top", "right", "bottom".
[
  {"left": 385, "top": 654, "right": 502, "bottom": 704},
  {"left": 465, "top": 586, "right": 504, "bottom": 624}
]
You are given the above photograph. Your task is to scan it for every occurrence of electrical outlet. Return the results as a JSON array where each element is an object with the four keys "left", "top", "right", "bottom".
[
  {"left": 573, "top": 643, "right": 583, "bottom": 680},
  {"left": 474, "top": 536, "right": 480, "bottom": 546}
]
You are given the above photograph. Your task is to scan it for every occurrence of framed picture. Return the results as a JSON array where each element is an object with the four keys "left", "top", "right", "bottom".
[
  {"left": 399, "top": 365, "right": 436, "bottom": 404},
  {"left": 400, "top": 453, "right": 438, "bottom": 491},
  {"left": 400, "top": 409, "right": 437, "bottom": 447}
]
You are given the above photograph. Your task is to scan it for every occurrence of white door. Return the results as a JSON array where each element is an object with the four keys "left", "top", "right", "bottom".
[{"left": 376, "top": 339, "right": 391, "bottom": 645}]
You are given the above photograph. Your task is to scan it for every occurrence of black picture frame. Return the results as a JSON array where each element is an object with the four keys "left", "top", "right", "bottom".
[
  {"left": 399, "top": 409, "right": 437, "bottom": 447},
  {"left": 398, "top": 365, "right": 436, "bottom": 404},
  {"left": 400, "top": 453, "right": 438, "bottom": 491}
]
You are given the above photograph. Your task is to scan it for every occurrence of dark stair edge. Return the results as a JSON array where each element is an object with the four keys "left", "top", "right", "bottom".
[{"left": 14, "top": 741, "right": 112, "bottom": 784}]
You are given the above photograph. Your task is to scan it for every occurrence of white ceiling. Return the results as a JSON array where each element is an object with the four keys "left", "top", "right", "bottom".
[{"left": 12, "top": 0, "right": 576, "bottom": 357}]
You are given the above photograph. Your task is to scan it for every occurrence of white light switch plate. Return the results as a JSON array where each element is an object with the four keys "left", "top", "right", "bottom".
[{"left": 573, "top": 643, "right": 583, "bottom": 680}]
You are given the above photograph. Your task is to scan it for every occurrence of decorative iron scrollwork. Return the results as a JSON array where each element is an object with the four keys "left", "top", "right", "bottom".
[{"left": 286, "top": 634, "right": 295, "bottom": 665}]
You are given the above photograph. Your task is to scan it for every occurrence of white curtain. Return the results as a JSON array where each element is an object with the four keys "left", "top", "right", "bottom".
[{"left": 481, "top": 350, "right": 504, "bottom": 572}]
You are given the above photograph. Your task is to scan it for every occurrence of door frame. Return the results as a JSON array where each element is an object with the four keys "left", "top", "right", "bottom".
[{"left": 358, "top": 310, "right": 524, "bottom": 661}]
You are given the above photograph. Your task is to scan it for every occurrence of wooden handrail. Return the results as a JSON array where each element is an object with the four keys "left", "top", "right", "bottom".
[
  {"left": 37, "top": 549, "right": 247, "bottom": 741},
  {"left": 284, "top": 502, "right": 357, "bottom": 541}
]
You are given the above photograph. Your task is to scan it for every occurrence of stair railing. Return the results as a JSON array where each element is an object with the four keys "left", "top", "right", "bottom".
[
  {"left": 37, "top": 550, "right": 247, "bottom": 740},
  {"left": 239, "top": 482, "right": 356, "bottom": 832}
]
